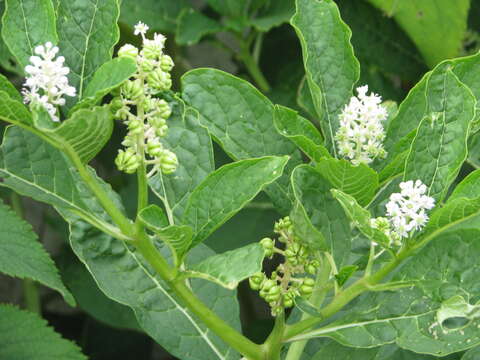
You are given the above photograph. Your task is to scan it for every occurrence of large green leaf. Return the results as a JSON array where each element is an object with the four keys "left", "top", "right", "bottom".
[
  {"left": 273, "top": 105, "right": 329, "bottom": 163},
  {"left": 404, "top": 70, "right": 475, "bottom": 203},
  {"left": 182, "top": 156, "right": 289, "bottom": 248},
  {"left": 148, "top": 100, "right": 215, "bottom": 221},
  {"left": 139, "top": 204, "right": 193, "bottom": 267},
  {"left": 291, "top": 165, "right": 352, "bottom": 267},
  {"left": 316, "top": 158, "right": 378, "bottom": 206},
  {"left": 57, "top": 0, "right": 120, "bottom": 100},
  {"left": 365, "top": 0, "right": 470, "bottom": 67},
  {"left": 291, "top": 0, "right": 360, "bottom": 154},
  {"left": 185, "top": 243, "right": 265, "bottom": 289},
  {"left": 120, "top": 0, "right": 189, "bottom": 33},
  {"left": 2, "top": 0, "right": 57, "bottom": 69},
  {"left": 0, "top": 91, "right": 33, "bottom": 127},
  {"left": 182, "top": 68, "right": 301, "bottom": 214},
  {"left": 176, "top": 9, "right": 223, "bottom": 46},
  {"left": 60, "top": 251, "right": 140, "bottom": 331},
  {"left": 293, "top": 229, "right": 480, "bottom": 356},
  {"left": 0, "top": 199, "right": 74, "bottom": 305},
  {"left": 463, "top": 346, "right": 480, "bottom": 360},
  {"left": 0, "top": 304, "right": 86, "bottom": 360},
  {"left": 47, "top": 105, "right": 114, "bottom": 163},
  {"left": 311, "top": 339, "right": 457, "bottom": 359},
  {"left": 0, "top": 126, "right": 118, "bottom": 236},
  {"left": 0, "top": 125, "right": 241, "bottom": 359}
]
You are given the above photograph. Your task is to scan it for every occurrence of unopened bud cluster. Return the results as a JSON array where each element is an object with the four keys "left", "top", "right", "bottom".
[
  {"left": 113, "top": 22, "right": 177, "bottom": 176},
  {"left": 249, "top": 217, "right": 320, "bottom": 316}
]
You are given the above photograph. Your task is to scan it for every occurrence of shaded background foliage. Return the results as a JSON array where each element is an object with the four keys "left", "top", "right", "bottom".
[{"left": 0, "top": 0, "right": 479, "bottom": 359}]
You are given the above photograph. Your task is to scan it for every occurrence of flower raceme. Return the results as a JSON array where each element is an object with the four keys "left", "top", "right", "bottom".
[
  {"left": 22, "top": 42, "right": 76, "bottom": 122},
  {"left": 335, "top": 85, "right": 387, "bottom": 165}
]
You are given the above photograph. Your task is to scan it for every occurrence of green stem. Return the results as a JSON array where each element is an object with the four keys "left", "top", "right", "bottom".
[
  {"left": 262, "top": 312, "right": 285, "bottom": 360},
  {"left": 284, "top": 248, "right": 411, "bottom": 340},
  {"left": 10, "top": 193, "right": 41, "bottom": 314},
  {"left": 134, "top": 230, "right": 263, "bottom": 360},
  {"left": 64, "top": 147, "right": 134, "bottom": 237},
  {"left": 238, "top": 38, "right": 270, "bottom": 93},
  {"left": 23, "top": 278, "right": 41, "bottom": 314},
  {"left": 136, "top": 89, "right": 149, "bottom": 215}
]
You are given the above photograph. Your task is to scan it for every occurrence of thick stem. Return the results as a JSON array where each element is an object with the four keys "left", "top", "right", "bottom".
[
  {"left": 284, "top": 248, "right": 411, "bottom": 340},
  {"left": 134, "top": 230, "right": 263, "bottom": 360},
  {"left": 262, "top": 312, "right": 285, "bottom": 360},
  {"left": 135, "top": 81, "right": 149, "bottom": 215}
]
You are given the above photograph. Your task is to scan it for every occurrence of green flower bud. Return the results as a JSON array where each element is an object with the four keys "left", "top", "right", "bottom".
[
  {"left": 128, "top": 119, "right": 143, "bottom": 134},
  {"left": 284, "top": 248, "right": 295, "bottom": 258},
  {"left": 274, "top": 216, "right": 292, "bottom": 234},
  {"left": 122, "top": 79, "right": 143, "bottom": 99},
  {"left": 249, "top": 276, "right": 263, "bottom": 291},
  {"left": 283, "top": 296, "right": 294, "bottom": 308},
  {"left": 142, "top": 34, "right": 166, "bottom": 60},
  {"left": 118, "top": 44, "right": 139, "bottom": 59},
  {"left": 115, "top": 105, "right": 131, "bottom": 121},
  {"left": 306, "top": 260, "right": 320, "bottom": 275},
  {"left": 146, "top": 140, "right": 163, "bottom": 157},
  {"left": 160, "top": 54, "right": 174, "bottom": 72},
  {"left": 159, "top": 149, "right": 178, "bottom": 174},
  {"left": 110, "top": 97, "right": 124, "bottom": 113},
  {"left": 303, "top": 278, "right": 315, "bottom": 286},
  {"left": 156, "top": 99, "right": 172, "bottom": 119},
  {"left": 140, "top": 58, "right": 155, "bottom": 73},
  {"left": 115, "top": 148, "right": 140, "bottom": 174},
  {"left": 299, "top": 285, "right": 313, "bottom": 296},
  {"left": 261, "top": 279, "right": 276, "bottom": 292},
  {"left": 147, "top": 69, "right": 172, "bottom": 91}
]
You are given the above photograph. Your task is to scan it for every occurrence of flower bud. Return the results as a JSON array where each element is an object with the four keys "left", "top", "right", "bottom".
[
  {"left": 118, "top": 44, "right": 139, "bottom": 59},
  {"left": 299, "top": 284, "right": 313, "bottom": 297},
  {"left": 160, "top": 54, "right": 174, "bottom": 72},
  {"left": 140, "top": 58, "right": 155, "bottom": 73},
  {"left": 303, "top": 278, "right": 315, "bottom": 287},
  {"left": 146, "top": 140, "right": 163, "bottom": 157},
  {"left": 260, "top": 238, "right": 274, "bottom": 256},
  {"left": 156, "top": 99, "right": 172, "bottom": 119},
  {"left": 115, "top": 148, "right": 141, "bottom": 174},
  {"left": 305, "top": 260, "right": 320, "bottom": 275},
  {"left": 122, "top": 79, "right": 143, "bottom": 99},
  {"left": 159, "top": 149, "right": 178, "bottom": 174},
  {"left": 147, "top": 69, "right": 172, "bottom": 91}
]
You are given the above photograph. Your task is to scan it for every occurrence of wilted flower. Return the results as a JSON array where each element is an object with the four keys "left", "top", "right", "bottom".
[{"left": 335, "top": 85, "right": 387, "bottom": 165}]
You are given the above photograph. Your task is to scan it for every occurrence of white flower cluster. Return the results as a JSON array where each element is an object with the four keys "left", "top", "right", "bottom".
[
  {"left": 22, "top": 42, "right": 76, "bottom": 122},
  {"left": 385, "top": 180, "right": 435, "bottom": 239},
  {"left": 114, "top": 22, "right": 177, "bottom": 176},
  {"left": 335, "top": 85, "right": 387, "bottom": 165}
]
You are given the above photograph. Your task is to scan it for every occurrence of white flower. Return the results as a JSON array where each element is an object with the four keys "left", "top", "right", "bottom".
[
  {"left": 22, "top": 42, "right": 76, "bottom": 122},
  {"left": 134, "top": 21, "right": 149, "bottom": 36},
  {"left": 385, "top": 180, "right": 435, "bottom": 239},
  {"left": 335, "top": 85, "right": 388, "bottom": 165}
]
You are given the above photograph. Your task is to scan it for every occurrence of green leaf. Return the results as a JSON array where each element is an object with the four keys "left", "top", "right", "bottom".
[
  {"left": 185, "top": 243, "right": 265, "bottom": 289},
  {"left": 45, "top": 105, "right": 113, "bottom": 163},
  {"left": 331, "top": 189, "right": 390, "bottom": 247},
  {"left": 316, "top": 159, "right": 378, "bottom": 206},
  {"left": 0, "top": 199, "right": 74, "bottom": 305},
  {"left": 291, "top": 0, "right": 360, "bottom": 154},
  {"left": 273, "top": 105, "right": 329, "bottom": 163},
  {"left": 290, "top": 200, "right": 327, "bottom": 251},
  {"left": 251, "top": 0, "right": 295, "bottom": 32},
  {"left": 449, "top": 169, "right": 480, "bottom": 201},
  {"left": 0, "top": 90, "right": 33, "bottom": 127},
  {"left": 365, "top": 0, "right": 470, "bottom": 67},
  {"left": 83, "top": 57, "right": 136, "bottom": 99},
  {"left": 148, "top": 100, "right": 214, "bottom": 221},
  {"left": 291, "top": 165, "right": 352, "bottom": 267},
  {"left": 60, "top": 251, "right": 140, "bottom": 331},
  {"left": 176, "top": 9, "right": 223, "bottom": 46},
  {"left": 120, "top": 0, "right": 189, "bottom": 33},
  {"left": 2, "top": 0, "right": 57, "bottom": 69},
  {"left": 0, "top": 73, "right": 21, "bottom": 101},
  {"left": 404, "top": 70, "right": 475, "bottom": 203},
  {"left": 182, "top": 68, "right": 301, "bottom": 214},
  {"left": 0, "top": 126, "right": 119, "bottom": 236},
  {"left": 294, "top": 229, "right": 480, "bottom": 356},
  {"left": 463, "top": 346, "right": 480, "bottom": 360},
  {"left": 139, "top": 204, "right": 193, "bottom": 267},
  {"left": 0, "top": 304, "right": 86, "bottom": 360},
  {"left": 206, "top": 0, "right": 248, "bottom": 19},
  {"left": 182, "top": 156, "right": 289, "bottom": 248},
  {"left": 57, "top": 0, "right": 120, "bottom": 100},
  {"left": 311, "top": 340, "right": 451, "bottom": 360},
  {"left": 335, "top": 265, "right": 358, "bottom": 287}
]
